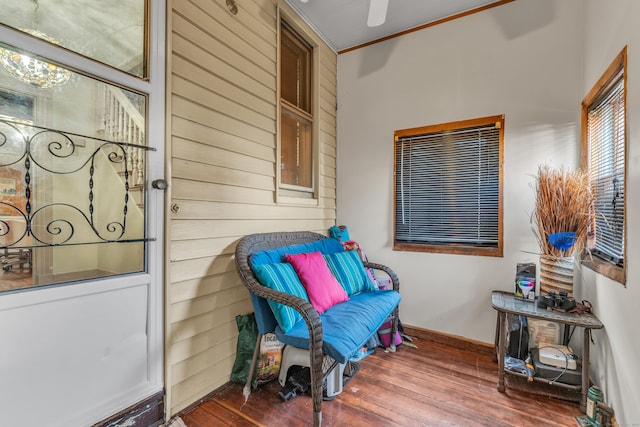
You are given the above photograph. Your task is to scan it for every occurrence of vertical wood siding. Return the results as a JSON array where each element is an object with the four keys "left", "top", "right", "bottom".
[{"left": 166, "top": 0, "right": 337, "bottom": 415}]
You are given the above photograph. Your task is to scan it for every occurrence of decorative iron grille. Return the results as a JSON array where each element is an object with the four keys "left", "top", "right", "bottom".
[{"left": 0, "top": 119, "right": 155, "bottom": 249}]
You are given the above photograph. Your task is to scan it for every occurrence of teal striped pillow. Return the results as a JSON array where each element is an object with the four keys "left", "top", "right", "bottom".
[
  {"left": 253, "top": 262, "right": 309, "bottom": 333},
  {"left": 324, "top": 250, "right": 377, "bottom": 296}
]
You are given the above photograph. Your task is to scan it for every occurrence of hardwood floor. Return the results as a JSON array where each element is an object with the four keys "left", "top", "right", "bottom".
[
  {"left": 0, "top": 264, "right": 32, "bottom": 291},
  {"left": 180, "top": 327, "right": 583, "bottom": 427}
]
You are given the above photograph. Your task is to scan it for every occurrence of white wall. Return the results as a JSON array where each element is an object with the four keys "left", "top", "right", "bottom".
[
  {"left": 577, "top": 1, "right": 640, "bottom": 424},
  {"left": 337, "top": 0, "right": 639, "bottom": 423},
  {"left": 337, "top": 0, "right": 582, "bottom": 341}
]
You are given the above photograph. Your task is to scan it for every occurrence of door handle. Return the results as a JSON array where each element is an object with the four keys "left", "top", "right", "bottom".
[{"left": 151, "top": 179, "right": 168, "bottom": 190}]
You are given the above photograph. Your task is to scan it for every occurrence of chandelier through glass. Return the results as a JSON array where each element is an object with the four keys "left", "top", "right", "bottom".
[{"left": 0, "top": 0, "right": 71, "bottom": 89}]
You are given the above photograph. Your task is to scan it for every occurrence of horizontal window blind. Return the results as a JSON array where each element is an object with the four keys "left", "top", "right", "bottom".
[
  {"left": 395, "top": 124, "right": 500, "bottom": 248},
  {"left": 588, "top": 75, "right": 625, "bottom": 266}
]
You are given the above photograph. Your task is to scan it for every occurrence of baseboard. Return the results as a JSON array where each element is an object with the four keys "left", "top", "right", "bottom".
[
  {"left": 174, "top": 382, "right": 233, "bottom": 418},
  {"left": 402, "top": 324, "right": 494, "bottom": 354},
  {"left": 92, "top": 390, "right": 164, "bottom": 427}
]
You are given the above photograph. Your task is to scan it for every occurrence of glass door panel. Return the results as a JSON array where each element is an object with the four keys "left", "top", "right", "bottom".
[
  {"left": 0, "top": 0, "right": 146, "bottom": 78},
  {"left": 0, "top": 40, "right": 148, "bottom": 291}
]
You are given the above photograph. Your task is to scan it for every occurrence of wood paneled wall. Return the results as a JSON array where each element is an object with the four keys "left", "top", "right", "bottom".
[{"left": 166, "top": 0, "right": 337, "bottom": 416}]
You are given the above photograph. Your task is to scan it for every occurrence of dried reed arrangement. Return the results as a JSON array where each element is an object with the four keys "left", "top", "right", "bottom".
[{"left": 532, "top": 165, "right": 593, "bottom": 258}]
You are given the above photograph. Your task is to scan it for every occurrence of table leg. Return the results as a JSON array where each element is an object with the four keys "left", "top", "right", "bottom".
[
  {"left": 497, "top": 311, "right": 506, "bottom": 392},
  {"left": 562, "top": 324, "right": 571, "bottom": 345},
  {"left": 580, "top": 328, "right": 590, "bottom": 412},
  {"left": 493, "top": 311, "right": 500, "bottom": 362}
]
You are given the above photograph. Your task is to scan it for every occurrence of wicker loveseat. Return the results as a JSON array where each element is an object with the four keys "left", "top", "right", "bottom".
[{"left": 235, "top": 231, "right": 401, "bottom": 427}]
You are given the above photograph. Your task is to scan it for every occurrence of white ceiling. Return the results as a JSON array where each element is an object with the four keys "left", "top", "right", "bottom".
[{"left": 285, "top": 0, "right": 504, "bottom": 52}]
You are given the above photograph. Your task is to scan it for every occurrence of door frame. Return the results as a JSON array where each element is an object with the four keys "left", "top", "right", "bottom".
[{"left": 0, "top": 0, "right": 166, "bottom": 424}]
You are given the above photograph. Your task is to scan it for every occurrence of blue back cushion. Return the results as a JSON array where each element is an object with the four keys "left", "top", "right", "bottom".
[
  {"left": 250, "top": 238, "right": 344, "bottom": 267},
  {"left": 324, "top": 250, "right": 377, "bottom": 296},
  {"left": 249, "top": 237, "right": 345, "bottom": 334},
  {"left": 253, "top": 262, "right": 309, "bottom": 333}
]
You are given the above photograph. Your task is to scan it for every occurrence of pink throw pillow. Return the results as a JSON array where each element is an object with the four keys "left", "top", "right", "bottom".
[{"left": 285, "top": 252, "right": 349, "bottom": 313}]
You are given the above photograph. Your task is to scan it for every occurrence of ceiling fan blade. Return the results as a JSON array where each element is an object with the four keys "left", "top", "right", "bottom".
[{"left": 367, "top": 0, "right": 389, "bottom": 27}]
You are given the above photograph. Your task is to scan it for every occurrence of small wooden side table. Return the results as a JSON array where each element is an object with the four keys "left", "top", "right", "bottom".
[{"left": 491, "top": 290, "right": 604, "bottom": 411}]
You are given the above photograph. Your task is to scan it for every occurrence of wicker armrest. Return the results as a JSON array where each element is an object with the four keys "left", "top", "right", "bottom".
[{"left": 363, "top": 261, "right": 400, "bottom": 292}]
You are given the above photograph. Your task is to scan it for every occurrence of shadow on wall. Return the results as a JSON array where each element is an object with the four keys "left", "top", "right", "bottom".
[
  {"left": 490, "top": 0, "right": 557, "bottom": 40},
  {"left": 355, "top": 0, "right": 558, "bottom": 78},
  {"left": 591, "top": 317, "right": 621, "bottom": 410},
  {"left": 573, "top": 268, "right": 625, "bottom": 416},
  {"left": 356, "top": 37, "right": 399, "bottom": 78}
]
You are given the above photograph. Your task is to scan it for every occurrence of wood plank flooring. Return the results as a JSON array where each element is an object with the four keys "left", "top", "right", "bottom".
[
  {"left": 180, "top": 327, "right": 583, "bottom": 426},
  {"left": 0, "top": 266, "right": 32, "bottom": 291}
]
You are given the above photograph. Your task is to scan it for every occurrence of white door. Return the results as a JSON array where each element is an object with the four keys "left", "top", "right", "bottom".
[{"left": 0, "top": 1, "right": 165, "bottom": 426}]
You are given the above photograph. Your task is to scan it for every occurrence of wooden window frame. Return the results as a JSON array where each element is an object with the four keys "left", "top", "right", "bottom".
[
  {"left": 393, "top": 115, "right": 504, "bottom": 257},
  {"left": 580, "top": 46, "right": 627, "bottom": 285},
  {"left": 277, "top": 18, "right": 317, "bottom": 203}
]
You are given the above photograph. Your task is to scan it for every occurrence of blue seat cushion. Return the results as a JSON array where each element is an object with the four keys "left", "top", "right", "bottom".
[{"left": 275, "top": 290, "right": 401, "bottom": 364}]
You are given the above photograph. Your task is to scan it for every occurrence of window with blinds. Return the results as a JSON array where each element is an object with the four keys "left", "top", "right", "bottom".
[
  {"left": 582, "top": 46, "right": 626, "bottom": 284},
  {"left": 394, "top": 115, "right": 504, "bottom": 257}
]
